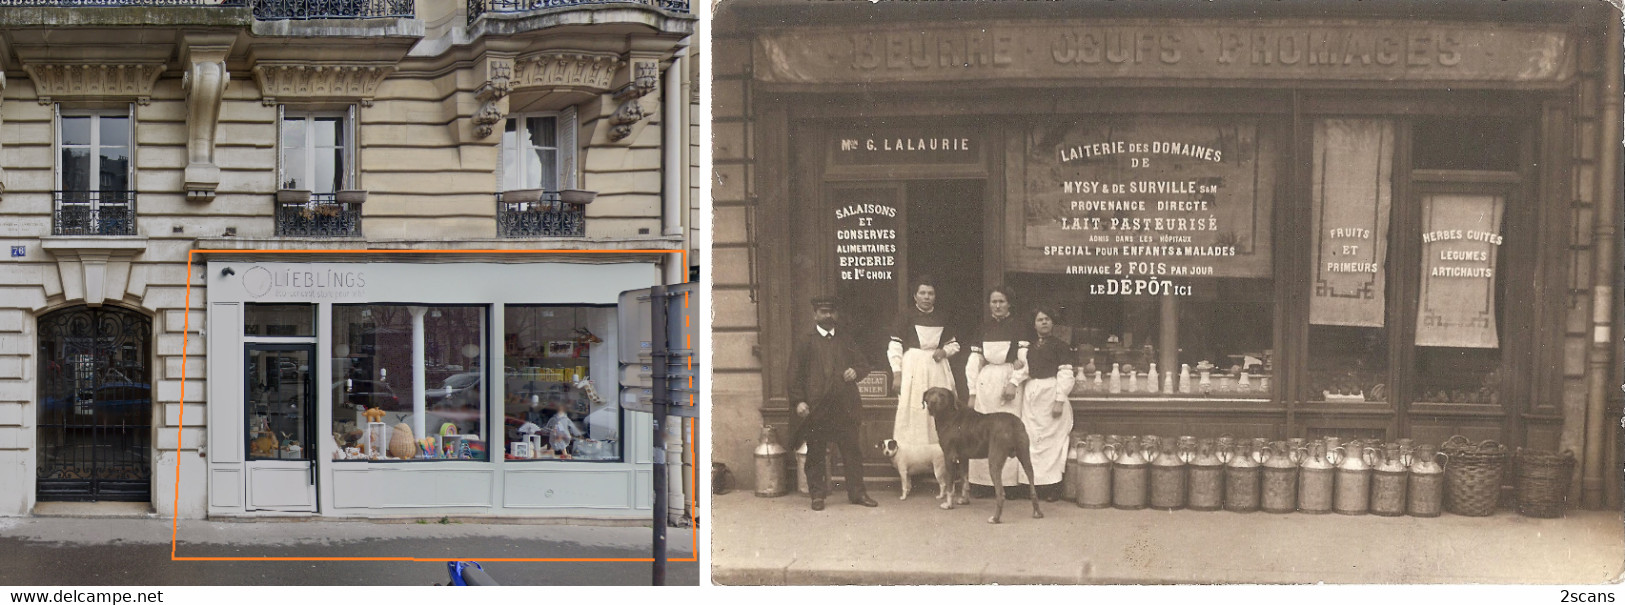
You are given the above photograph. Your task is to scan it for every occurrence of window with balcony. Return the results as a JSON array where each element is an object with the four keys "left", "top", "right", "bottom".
[
  {"left": 497, "top": 110, "right": 587, "bottom": 237},
  {"left": 277, "top": 108, "right": 362, "bottom": 237},
  {"left": 54, "top": 109, "right": 135, "bottom": 236}
]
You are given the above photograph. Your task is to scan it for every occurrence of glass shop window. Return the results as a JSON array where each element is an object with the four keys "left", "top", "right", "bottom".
[
  {"left": 503, "top": 305, "right": 619, "bottom": 461},
  {"left": 1005, "top": 274, "right": 1276, "bottom": 399},
  {"left": 330, "top": 305, "right": 488, "bottom": 461},
  {"left": 244, "top": 303, "right": 315, "bottom": 337}
]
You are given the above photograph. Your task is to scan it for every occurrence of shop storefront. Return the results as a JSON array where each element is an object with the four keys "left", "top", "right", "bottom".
[
  {"left": 712, "top": 2, "right": 1623, "bottom": 508},
  {"left": 203, "top": 256, "right": 658, "bottom": 517}
]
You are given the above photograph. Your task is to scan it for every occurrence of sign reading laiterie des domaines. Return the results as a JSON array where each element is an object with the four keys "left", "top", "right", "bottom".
[
  {"left": 757, "top": 21, "right": 1573, "bottom": 85},
  {"left": 1015, "top": 118, "right": 1276, "bottom": 293}
]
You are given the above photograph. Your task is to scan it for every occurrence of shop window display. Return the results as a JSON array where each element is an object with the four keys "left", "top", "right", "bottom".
[
  {"left": 330, "top": 305, "right": 488, "bottom": 461},
  {"left": 504, "top": 305, "right": 619, "bottom": 461}
]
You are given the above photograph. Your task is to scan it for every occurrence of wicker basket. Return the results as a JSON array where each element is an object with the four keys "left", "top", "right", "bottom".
[
  {"left": 1515, "top": 449, "right": 1576, "bottom": 518},
  {"left": 1441, "top": 435, "right": 1508, "bottom": 517}
]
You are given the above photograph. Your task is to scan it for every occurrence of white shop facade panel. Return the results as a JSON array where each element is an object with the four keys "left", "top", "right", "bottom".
[{"left": 204, "top": 259, "right": 658, "bottom": 518}]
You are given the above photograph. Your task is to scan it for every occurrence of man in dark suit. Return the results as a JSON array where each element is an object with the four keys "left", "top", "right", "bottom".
[{"left": 788, "top": 296, "right": 879, "bottom": 511}]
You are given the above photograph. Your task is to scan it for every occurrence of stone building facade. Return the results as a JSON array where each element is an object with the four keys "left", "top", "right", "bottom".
[{"left": 0, "top": 0, "right": 695, "bottom": 519}]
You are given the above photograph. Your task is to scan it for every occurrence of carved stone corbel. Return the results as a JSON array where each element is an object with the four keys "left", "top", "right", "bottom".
[
  {"left": 607, "top": 61, "right": 659, "bottom": 143},
  {"left": 181, "top": 39, "right": 234, "bottom": 203},
  {"left": 24, "top": 63, "right": 164, "bottom": 106},
  {"left": 472, "top": 58, "right": 512, "bottom": 139}
]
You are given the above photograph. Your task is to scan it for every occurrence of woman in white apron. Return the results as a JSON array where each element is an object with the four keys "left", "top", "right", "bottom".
[
  {"left": 887, "top": 279, "right": 958, "bottom": 449},
  {"left": 966, "top": 287, "right": 1028, "bottom": 495},
  {"left": 1021, "top": 306, "right": 1075, "bottom": 501}
]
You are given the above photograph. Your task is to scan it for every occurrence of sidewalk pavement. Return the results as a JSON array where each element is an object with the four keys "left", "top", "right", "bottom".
[{"left": 711, "top": 489, "right": 1625, "bottom": 585}]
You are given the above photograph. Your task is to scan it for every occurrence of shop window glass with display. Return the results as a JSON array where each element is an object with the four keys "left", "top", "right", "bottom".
[
  {"left": 503, "top": 305, "right": 619, "bottom": 461},
  {"left": 329, "top": 305, "right": 488, "bottom": 462}
]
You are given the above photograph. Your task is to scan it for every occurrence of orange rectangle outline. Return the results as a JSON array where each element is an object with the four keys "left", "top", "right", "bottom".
[{"left": 175, "top": 248, "right": 699, "bottom": 562}]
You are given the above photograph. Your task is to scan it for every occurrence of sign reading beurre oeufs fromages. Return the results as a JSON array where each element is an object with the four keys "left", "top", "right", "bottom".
[{"left": 758, "top": 22, "right": 1573, "bottom": 85}]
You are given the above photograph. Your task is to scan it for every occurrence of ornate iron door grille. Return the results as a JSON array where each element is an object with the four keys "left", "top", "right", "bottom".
[{"left": 36, "top": 307, "right": 152, "bottom": 502}]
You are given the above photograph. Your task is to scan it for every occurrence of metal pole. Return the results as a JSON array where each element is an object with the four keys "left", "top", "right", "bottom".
[
  {"left": 1582, "top": 13, "right": 1622, "bottom": 509},
  {"left": 650, "top": 285, "right": 669, "bottom": 585}
]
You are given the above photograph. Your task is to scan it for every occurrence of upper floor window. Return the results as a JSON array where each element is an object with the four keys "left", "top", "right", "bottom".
[
  {"left": 500, "top": 110, "right": 576, "bottom": 192},
  {"left": 58, "top": 111, "right": 130, "bottom": 193},
  {"left": 280, "top": 108, "right": 355, "bottom": 194},
  {"left": 54, "top": 107, "right": 135, "bottom": 236}
]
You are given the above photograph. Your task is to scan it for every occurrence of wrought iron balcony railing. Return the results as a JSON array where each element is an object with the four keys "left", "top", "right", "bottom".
[
  {"left": 253, "top": 0, "right": 412, "bottom": 20},
  {"left": 468, "top": 0, "right": 688, "bottom": 24},
  {"left": 275, "top": 193, "right": 362, "bottom": 237},
  {"left": 496, "top": 191, "right": 585, "bottom": 237},
  {"left": 53, "top": 191, "right": 137, "bottom": 236},
  {"left": 0, "top": 0, "right": 241, "bottom": 6}
]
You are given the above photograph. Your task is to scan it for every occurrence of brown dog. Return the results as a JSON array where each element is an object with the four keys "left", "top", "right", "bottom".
[{"left": 922, "top": 386, "right": 1042, "bottom": 523}]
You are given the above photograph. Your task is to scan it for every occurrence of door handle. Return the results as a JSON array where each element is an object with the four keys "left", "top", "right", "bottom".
[{"left": 307, "top": 463, "right": 314, "bottom": 486}]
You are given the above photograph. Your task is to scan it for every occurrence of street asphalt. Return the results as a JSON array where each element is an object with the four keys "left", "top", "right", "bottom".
[
  {"left": 0, "top": 516, "right": 699, "bottom": 586},
  {"left": 712, "top": 489, "right": 1625, "bottom": 585}
]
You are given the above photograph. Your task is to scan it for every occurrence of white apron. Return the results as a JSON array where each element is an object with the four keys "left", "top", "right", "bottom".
[
  {"left": 968, "top": 354, "right": 1023, "bottom": 486},
  {"left": 1019, "top": 376, "right": 1073, "bottom": 485},
  {"left": 893, "top": 327, "right": 953, "bottom": 447}
]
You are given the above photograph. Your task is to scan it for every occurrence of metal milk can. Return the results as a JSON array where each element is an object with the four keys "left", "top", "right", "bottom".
[
  {"left": 1407, "top": 443, "right": 1446, "bottom": 517},
  {"left": 1107, "top": 434, "right": 1149, "bottom": 510},
  {"left": 1187, "top": 438, "right": 1225, "bottom": 511},
  {"left": 1333, "top": 439, "right": 1375, "bottom": 515},
  {"left": 1298, "top": 440, "right": 1336, "bottom": 514},
  {"left": 1063, "top": 434, "right": 1084, "bottom": 502},
  {"left": 795, "top": 442, "right": 809, "bottom": 494},
  {"left": 1261, "top": 440, "right": 1300, "bottom": 514},
  {"left": 1370, "top": 443, "right": 1409, "bottom": 516},
  {"left": 754, "top": 426, "right": 789, "bottom": 497},
  {"left": 1223, "top": 438, "right": 1264, "bottom": 513},
  {"left": 1149, "top": 436, "right": 1190, "bottom": 510},
  {"left": 1077, "top": 434, "right": 1113, "bottom": 509}
]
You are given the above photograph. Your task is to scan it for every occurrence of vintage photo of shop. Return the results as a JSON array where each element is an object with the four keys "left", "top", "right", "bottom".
[{"left": 710, "top": 0, "right": 1625, "bottom": 584}]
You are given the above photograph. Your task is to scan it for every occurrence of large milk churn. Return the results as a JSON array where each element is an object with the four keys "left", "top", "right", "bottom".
[
  {"left": 1298, "top": 439, "right": 1336, "bottom": 514},
  {"left": 1223, "top": 438, "right": 1265, "bottom": 513},
  {"left": 754, "top": 426, "right": 790, "bottom": 497},
  {"left": 1149, "top": 436, "right": 1190, "bottom": 510},
  {"left": 1107, "top": 434, "right": 1149, "bottom": 510},
  {"left": 1187, "top": 438, "right": 1225, "bottom": 511},
  {"left": 795, "top": 442, "right": 810, "bottom": 494},
  {"left": 1064, "top": 434, "right": 1084, "bottom": 502},
  {"left": 1077, "top": 434, "right": 1113, "bottom": 509},
  {"left": 1370, "top": 443, "right": 1409, "bottom": 516},
  {"left": 1261, "top": 440, "right": 1301, "bottom": 514},
  {"left": 1407, "top": 443, "right": 1446, "bottom": 517},
  {"left": 1333, "top": 439, "right": 1375, "bottom": 515}
]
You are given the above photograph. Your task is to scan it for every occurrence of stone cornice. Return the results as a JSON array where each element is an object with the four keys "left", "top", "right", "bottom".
[
  {"left": 23, "top": 63, "right": 165, "bottom": 106},
  {"left": 251, "top": 61, "right": 395, "bottom": 106}
]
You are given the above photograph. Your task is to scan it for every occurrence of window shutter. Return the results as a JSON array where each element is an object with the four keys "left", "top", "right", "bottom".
[
  {"left": 52, "top": 103, "right": 61, "bottom": 190},
  {"left": 276, "top": 105, "right": 285, "bottom": 189},
  {"left": 346, "top": 104, "right": 359, "bottom": 190},
  {"left": 560, "top": 106, "right": 577, "bottom": 190}
]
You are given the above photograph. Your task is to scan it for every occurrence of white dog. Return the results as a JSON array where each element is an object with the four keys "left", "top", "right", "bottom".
[{"left": 880, "top": 438, "right": 949, "bottom": 500}]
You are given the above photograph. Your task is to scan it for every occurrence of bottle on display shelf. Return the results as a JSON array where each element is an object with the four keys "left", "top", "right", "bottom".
[
  {"left": 1179, "top": 364, "right": 1192, "bottom": 394},
  {"left": 1147, "top": 363, "right": 1159, "bottom": 394},
  {"left": 1109, "top": 363, "right": 1122, "bottom": 394}
]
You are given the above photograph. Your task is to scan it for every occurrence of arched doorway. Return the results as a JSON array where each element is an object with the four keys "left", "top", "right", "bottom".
[{"left": 36, "top": 306, "right": 152, "bottom": 502}]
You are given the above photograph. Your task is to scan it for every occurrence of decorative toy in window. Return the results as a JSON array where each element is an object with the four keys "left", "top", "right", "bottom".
[
  {"left": 573, "top": 376, "right": 604, "bottom": 407},
  {"left": 544, "top": 400, "right": 584, "bottom": 459},
  {"left": 363, "top": 406, "right": 387, "bottom": 423}
]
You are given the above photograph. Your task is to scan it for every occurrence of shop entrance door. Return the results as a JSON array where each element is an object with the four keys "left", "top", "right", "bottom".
[
  {"left": 36, "top": 306, "right": 152, "bottom": 502},
  {"left": 243, "top": 344, "right": 317, "bottom": 512},
  {"left": 904, "top": 179, "right": 984, "bottom": 401}
]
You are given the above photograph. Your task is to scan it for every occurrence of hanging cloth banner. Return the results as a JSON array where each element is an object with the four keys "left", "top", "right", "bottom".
[
  {"left": 1415, "top": 193, "right": 1504, "bottom": 348},
  {"left": 1310, "top": 119, "right": 1392, "bottom": 327}
]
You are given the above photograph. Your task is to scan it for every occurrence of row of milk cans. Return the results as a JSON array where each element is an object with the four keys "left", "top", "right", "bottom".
[{"left": 1064, "top": 435, "right": 1445, "bottom": 516}]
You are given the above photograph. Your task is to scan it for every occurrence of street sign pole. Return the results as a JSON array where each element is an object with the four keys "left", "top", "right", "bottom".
[{"left": 649, "top": 285, "right": 668, "bottom": 587}]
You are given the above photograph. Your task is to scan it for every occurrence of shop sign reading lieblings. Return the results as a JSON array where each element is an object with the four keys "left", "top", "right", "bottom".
[
  {"left": 1310, "top": 119, "right": 1392, "bottom": 328},
  {"left": 1416, "top": 194, "right": 1503, "bottom": 348},
  {"left": 1014, "top": 118, "right": 1276, "bottom": 291}
]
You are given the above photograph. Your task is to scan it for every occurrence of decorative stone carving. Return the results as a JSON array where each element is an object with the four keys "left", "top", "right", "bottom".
[
  {"left": 472, "top": 59, "right": 512, "bottom": 139},
  {"left": 40, "top": 237, "right": 149, "bottom": 308},
  {"left": 24, "top": 63, "right": 165, "bottom": 106},
  {"left": 252, "top": 62, "right": 394, "bottom": 106},
  {"left": 182, "top": 40, "right": 234, "bottom": 204},
  {"left": 608, "top": 61, "right": 659, "bottom": 143},
  {"left": 512, "top": 52, "right": 621, "bottom": 93}
]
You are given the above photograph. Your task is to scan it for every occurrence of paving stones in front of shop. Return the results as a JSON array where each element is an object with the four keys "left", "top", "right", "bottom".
[{"left": 711, "top": 490, "right": 1624, "bottom": 585}]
